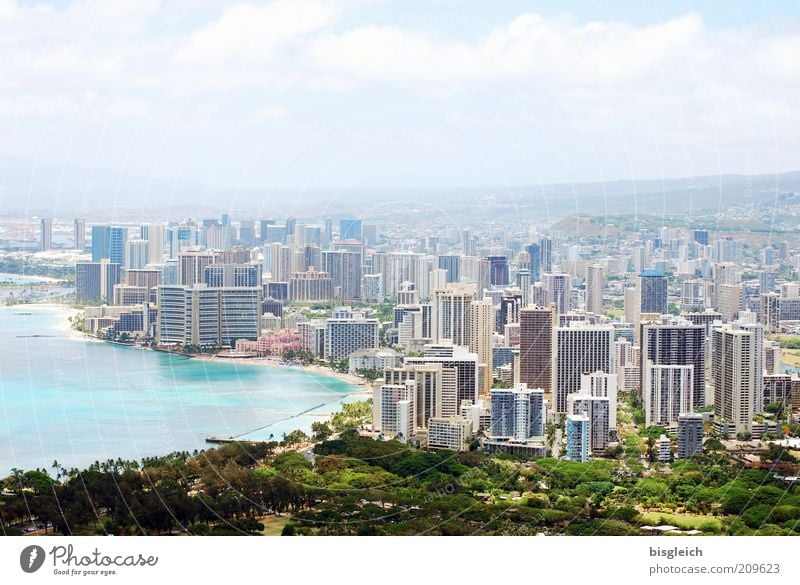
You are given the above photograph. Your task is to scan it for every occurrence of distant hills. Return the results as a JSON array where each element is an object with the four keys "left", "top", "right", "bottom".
[{"left": 1, "top": 154, "right": 798, "bottom": 223}]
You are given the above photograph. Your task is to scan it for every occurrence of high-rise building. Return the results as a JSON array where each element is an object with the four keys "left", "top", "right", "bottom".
[
  {"left": 238, "top": 220, "right": 256, "bottom": 247},
  {"left": 178, "top": 251, "right": 218, "bottom": 286},
  {"left": 643, "top": 361, "right": 694, "bottom": 426},
  {"left": 432, "top": 284, "right": 475, "bottom": 346},
  {"left": 156, "top": 284, "right": 261, "bottom": 347},
  {"left": 542, "top": 272, "right": 571, "bottom": 314},
  {"left": 339, "top": 217, "right": 362, "bottom": 241},
  {"left": 141, "top": 224, "right": 165, "bottom": 264},
  {"left": 554, "top": 323, "right": 614, "bottom": 413},
  {"left": 288, "top": 268, "right": 333, "bottom": 301},
  {"left": 362, "top": 273, "right": 383, "bottom": 303},
  {"left": 640, "top": 319, "right": 706, "bottom": 409},
  {"left": 125, "top": 239, "right": 149, "bottom": 270},
  {"left": 489, "top": 384, "right": 546, "bottom": 440},
  {"left": 526, "top": 243, "right": 541, "bottom": 281},
  {"left": 378, "top": 381, "right": 416, "bottom": 442},
  {"left": 73, "top": 219, "right": 86, "bottom": 251},
  {"left": 712, "top": 324, "right": 755, "bottom": 435},
  {"left": 76, "top": 260, "right": 121, "bottom": 304},
  {"left": 585, "top": 264, "right": 605, "bottom": 315},
  {"left": 717, "top": 284, "right": 743, "bottom": 322},
  {"left": 693, "top": 229, "right": 709, "bottom": 246},
  {"left": 580, "top": 371, "right": 618, "bottom": 431},
  {"left": 40, "top": 218, "right": 53, "bottom": 251},
  {"left": 325, "top": 317, "right": 380, "bottom": 360},
  {"left": 405, "top": 343, "right": 479, "bottom": 416},
  {"left": 540, "top": 237, "right": 552, "bottom": 273},
  {"left": 204, "top": 263, "right": 261, "bottom": 288},
  {"left": 516, "top": 269, "right": 532, "bottom": 307},
  {"left": 519, "top": 306, "right": 556, "bottom": 394},
  {"left": 567, "top": 394, "right": 610, "bottom": 452},
  {"left": 498, "top": 289, "right": 523, "bottom": 331},
  {"left": 487, "top": 256, "right": 509, "bottom": 286},
  {"left": 468, "top": 298, "right": 494, "bottom": 395},
  {"left": 677, "top": 413, "right": 704, "bottom": 459},
  {"left": 383, "top": 362, "right": 450, "bottom": 428},
  {"left": 565, "top": 414, "right": 590, "bottom": 461},
  {"left": 639, "top": 270, "right": 668, "bottom": 315},
  {"left": 759, "top": 292, "right": 780, "bottom": 333},
  {"left": 427, "top": 417, "right": 472, "bottom": 451},
  {"left": 91, "top": 225, "right": 108, "bottom": 261},
  {"left": 109, "top": 227, "right": 128, "bottom": 265},
  {"left": 737, "top": 321, "right": 764, "bottom": 414},
  {"left": 322, "top": 250, "right": 362, "bottom": 301},
  {"left": 437, "top": 255, "right": 461, "bottom": 284},
  {"left": 763, "top": 374, "right": 793, "bottom": 410}
]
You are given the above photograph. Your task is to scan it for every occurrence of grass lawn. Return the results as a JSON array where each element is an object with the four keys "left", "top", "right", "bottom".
[
  {"left": 639, "top": 511, "right": 721, "bottom": 531},
  {"left": 781, "top": 349, "right": 800, "bottom": 367},
  {"left": 260, "top": 515, "right": 289, "bottom": 536}
]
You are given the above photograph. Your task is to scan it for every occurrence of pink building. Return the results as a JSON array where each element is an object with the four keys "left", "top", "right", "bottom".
[{"left": 236, "top": 329, "right": 303, "bottom": 356}]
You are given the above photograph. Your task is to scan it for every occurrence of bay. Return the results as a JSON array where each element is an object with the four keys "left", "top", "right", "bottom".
[{"left": 0, "top": 305, "right": 360, "bottom": 475}]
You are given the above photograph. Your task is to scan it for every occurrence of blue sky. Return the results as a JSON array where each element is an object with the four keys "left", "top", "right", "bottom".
[{"left": 1, "top": 0, "right": 799, "bottom": 194}]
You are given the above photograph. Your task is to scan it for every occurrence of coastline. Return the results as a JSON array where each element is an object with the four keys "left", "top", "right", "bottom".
[{"left": 188, "top": 353, "right": 371, "bottom": 390}]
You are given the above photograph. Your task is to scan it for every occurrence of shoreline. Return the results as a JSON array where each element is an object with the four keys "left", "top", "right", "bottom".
[{"left": 188, "top": 353, "right": 371, "bottom": 389}]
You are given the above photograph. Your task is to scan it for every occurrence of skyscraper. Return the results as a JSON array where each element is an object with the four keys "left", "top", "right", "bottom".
[
  {"left": 585, "top": 264, "right": 605, "bottom": 315},
  {"left": 405, "top": 344, "right": 479, "bottom": 416},
  {"left": 516, "top": 269, "right": 531, "bottom": 307},
  {"left": 643, "top": 362, "right": 694, "bottom": 426},
  {"left": 712, "top": 324, "right": 755, "bottom": 435},
  {"left": 487, "top": 256, "right": 509, "bottom": 286},
  {"left": 677, "top": 413, "right": 704, "bottom": 459},
  {"left": 542, "top": 272, "right": 571, "bottom": 314},
  {"left": 76, "top": 260, "right": 121, "bottom": 304},
  {"left": 526, "top": 243, "right": 541, "bottom": 281},
  {"left": 40, "top": 218, "right": 53, "bottom": 251},
  {"left": 565, "top": 414, "right": 590, "bottom": 461},
  {"left": 437, "top": 255, "right": 461, "bottom": 284},
  {"left": 339, "top": 217, "right": 362, "bottom": 241},
  {"left": 540, "top": 237, "right": 552, "bottom": 273},
  {"left": 519, "top": 306, "right": 556, "bottom": 394},
  {"left": 73, "top": 219, "right": 86, "bottom": 251},
  {"left": 432, "top": 284, "right": 475, "bottom": 346},
  {"left": 178, "top": 251, "right": 218, "bottom": 286},
  {"left": 489, "top": 384, "right": 546, "bottom": 440},
  {"left": 468, "top": 298, "right": 494, "bottom": 395},
  {"left": 640, "top": 320, "right": 706, "bottom": 409},
  {"left": 141, "top": 223, "right": 164, "bottom": 264},
  {"left": 555, "top": 323, "right": 614, "bottom": 413},
  {"left": 639, "top": 270, "right": 668, "bottom": 314}
]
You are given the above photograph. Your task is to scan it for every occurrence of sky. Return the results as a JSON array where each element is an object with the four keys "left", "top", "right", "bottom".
[{"left": 1, "top": 0, "right": 800, "bottom": 194}]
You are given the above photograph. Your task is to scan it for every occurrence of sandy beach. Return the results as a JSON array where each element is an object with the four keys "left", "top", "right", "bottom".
[{"left": 189, "top": 353, "right": 373, "bottom": 391}]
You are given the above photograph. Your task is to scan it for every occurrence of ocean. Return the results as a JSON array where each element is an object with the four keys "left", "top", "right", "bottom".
[{"left": 0, "top": 305, "right": 360, "bottom": 475}]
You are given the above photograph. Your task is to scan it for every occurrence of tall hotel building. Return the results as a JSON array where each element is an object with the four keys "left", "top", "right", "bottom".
[
  {"left": 288, "top": 268, "right": 333, "bottom": 301},
  {"left": 432, "top": 284, "right": 475, "bottom": 346},
  {"left": 639, "top": 270, "right": 668, "bottom": 315},
  {"left": 178, "top": 251, "right": 218, "bottom": 286},
  {"left": 324, "top": 317, "right": 380, "bottom": 360},
  {"left": 74, "top": 219, "right": 86, "bottom": 250},
  {"left": 554, "top": 323, "right": 614, "bottom": 413},
  {"left": 712, "top": 324, "right": 755, "bottom": 435},
  {"left": 640, "top": 319, "right": 706, "bottom": 409},
  {"left": 519, "top": 306, "right": 556, "bottom": 395},
  {"left": 40, "top": 218, "right": 53, "bottom": 251},
  {"left": 157, "top": 284, "right": 261, "bottom": 347},
  {"left": 585, "top": 264, "right": 605, "bottom": 315},
  {"left": 468, "top": 298, "right": 494, "bottom": 395}
]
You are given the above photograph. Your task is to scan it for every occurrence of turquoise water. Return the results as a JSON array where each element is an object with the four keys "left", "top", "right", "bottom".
[{"left": 0, "top": 305, "right": 360, "bottom": 475}]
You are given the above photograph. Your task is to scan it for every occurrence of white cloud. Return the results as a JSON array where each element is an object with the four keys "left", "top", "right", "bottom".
[{"left": 174, "top": 1, "right": 337, "bottom": 66}]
